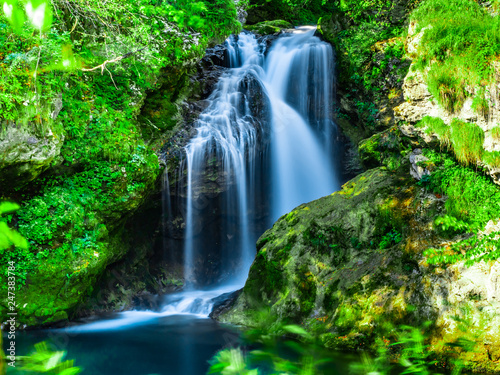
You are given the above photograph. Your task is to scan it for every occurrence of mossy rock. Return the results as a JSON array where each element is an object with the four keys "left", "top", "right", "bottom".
[
  {"left": 245, "top": 20, "right": 293, "bottom": 35},
  {"left": 358, "top": 127, "right": 411, "bottom": 170},
  {"left": 317, "top": 13, "right": 346, "bottom": 44},
  {"left": 218, "top": 167, "right": 428, "bottom": 328},
  {"left": 217, "top": 163, "right": 500, "bottom": 373}
]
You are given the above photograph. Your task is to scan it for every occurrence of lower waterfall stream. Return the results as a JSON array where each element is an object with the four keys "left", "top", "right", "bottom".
[{"left": 12, "top": 27, "right": 350, "bottom": 374}]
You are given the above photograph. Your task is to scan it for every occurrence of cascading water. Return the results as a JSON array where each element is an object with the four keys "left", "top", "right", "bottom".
[
  {"left": 177, "top": 26, "right": 339, "bottom": 308},
  {"left": 264, "top": 27, "right": 337, "bottom": 219},
  {"left": 183, "top": 32, "right": 267, "bottom": 288}
]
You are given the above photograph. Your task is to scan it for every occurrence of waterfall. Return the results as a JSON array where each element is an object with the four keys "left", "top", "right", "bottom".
[
  {"left": 181, "top": 27, "right": 339, "bottom": 290},
  {"left": 64, "top": 27, "right": 341, "bottom": 331},
  {"left": 264, "top": 26, "right": 337, "bottom": 220}
]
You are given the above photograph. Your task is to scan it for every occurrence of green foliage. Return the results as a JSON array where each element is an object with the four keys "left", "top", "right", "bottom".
[
  {"left": 490, "top": 126, "right": 500, "bottom": 141},
  {"left": 411, "top": 0, "right": 500, "bottom": 113},
  {"left": 208, "top": 349, "right": 258, "bottom": 375},
  {"left": 449, "top": 119, "right": 484, "bottom": 166},
  {"left": 0, "top": 144, "right": 158, "bottom": 288},
  {"left": 336, "top": 22, "right": 405, "bottom": 90},
  {"left": 208, "top": 313, "right": 330, "bottom": 375},
  {"left": 422, "top": 150, "right": 500, "bottom": 266},
  {"left": 12, "top": 341, "right": 81, "bottom": 374},
  {"left": 379, "top": 229, "right": 402, "bottom": 249},
  {"left": 0, "top": 202, "right": 28, "bottom": 250},
  {"left": 351, "top": 321, "right": 469, "bottom": 375},
  {"left": 424, "top": 150, "right": 500, "bottom": 229},
  {"left": 393, "top": 322, "right": 438, "bottom": 375}
]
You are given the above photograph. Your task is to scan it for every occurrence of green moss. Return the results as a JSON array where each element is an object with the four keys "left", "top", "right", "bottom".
[
  {"left": 294, "top": 264, "right": 317, "bottom": 316},
  {"left": 358, "top": 127, "right": 410, "bottom": 170},
  {"left": 245, "top": 20, "right": 293, "bottom": 35}
]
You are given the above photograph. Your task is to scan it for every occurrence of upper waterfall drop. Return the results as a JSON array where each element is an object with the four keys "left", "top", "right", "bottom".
[{"left": 264, "top": 26, "right": 338, "bottom": 220}]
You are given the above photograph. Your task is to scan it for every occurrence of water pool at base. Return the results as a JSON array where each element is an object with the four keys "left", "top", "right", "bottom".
[{"left": 8, "top": 315, "right": 356, "bottom": 375}]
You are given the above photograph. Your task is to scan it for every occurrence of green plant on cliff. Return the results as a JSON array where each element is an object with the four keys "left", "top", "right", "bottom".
[
  {"left": 483, "top": 151, "right": 500, "bottom": 168},
  {"left": 412, "top": 0, "right": 500, "bottom": 113},
  {"left": 422, "top": 150, "right": 500, "bottom": 265},
  {"left": 449, "top": 119, "right": 484, "bottom": 166},
  {"left": 416, "top": 117, "right": 486, "bottom": 167},
  {"left": 416, "top": 116, "right": 451, "bottom": 147}
]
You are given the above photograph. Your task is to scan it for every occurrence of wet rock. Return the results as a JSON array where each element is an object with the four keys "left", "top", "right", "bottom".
[
  {"left": 409, "top": 148, "right": 430, "bottom": 180},
  {"left": 245, "top": 20, "right": 293, "bottom": 35},
  {"left": 317, "top": 12, "right": 347, "bottom": 42},
  {"left": 202, "top": 44, "right": 229, "bottom": 68},
  {"left": 234, "top": 0, "right": 248, "bottom": 25},
  {"left": 209, "top": 289, "right": 242, "bottom": 319}
]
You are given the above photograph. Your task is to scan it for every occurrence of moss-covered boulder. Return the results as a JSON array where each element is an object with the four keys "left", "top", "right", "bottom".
[
  {"left": 358, "top": 126, "right": 413, "bottom": 170},
  {"left": 218, "top": 162, "right": 500, "bottom": 373},
  {"left": 317, "top": 13, "right": 347, "bottom": 43},
  {"left": 245, "top": 20, "right": 293, "bottom": 35},
  {"left": 0, "top": 126, "right": 63, "bottom": 190}
]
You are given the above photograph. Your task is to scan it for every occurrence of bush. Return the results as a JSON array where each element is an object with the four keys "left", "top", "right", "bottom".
[
  {"left": 425, "top": 150, "right": 500, "bottom": 229},
  {"left": 422, "top": 151, "right": 500, "bottom": 265}
]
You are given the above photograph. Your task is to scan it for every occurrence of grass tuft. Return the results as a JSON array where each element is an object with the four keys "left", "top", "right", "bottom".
[
  {"left": 491, "top": 126, "right": 500, "bottom": 141},
  {"left": 449, "top": 119, "right": 484, "bottom": 166}
]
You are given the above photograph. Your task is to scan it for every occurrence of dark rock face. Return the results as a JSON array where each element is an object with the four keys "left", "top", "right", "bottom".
[{"left": 209, "top": 289, "right": 243, "bottom": 319}]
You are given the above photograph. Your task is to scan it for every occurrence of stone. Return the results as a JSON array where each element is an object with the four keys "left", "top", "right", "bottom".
[
  {"left": 0, "top": 125, "right": 63, "bottom": 190},
  {"left": 244, "top": 20, "right": 293, "bottom": 35},
  {"left": 217, "top": 166, "right": 500, "bottom": 373},
  {"left": 409, "top": 148, "right": 430, "bottom": 180}
]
